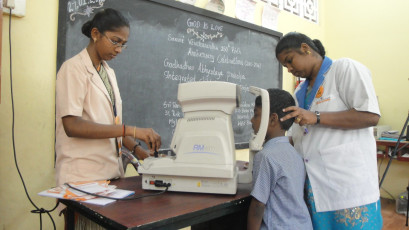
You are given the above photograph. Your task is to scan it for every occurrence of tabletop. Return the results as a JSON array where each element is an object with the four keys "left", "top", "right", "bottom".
[{"left": 60, "top": 176, "right": 253, "bottom": 229}]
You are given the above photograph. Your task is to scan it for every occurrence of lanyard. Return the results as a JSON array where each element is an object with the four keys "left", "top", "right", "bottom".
[
  {"left": 97, "top": 64, "right": 122, "bottom": 157},
  {"left": 295, "top": 56, "right": 333, "bottom": 110}
]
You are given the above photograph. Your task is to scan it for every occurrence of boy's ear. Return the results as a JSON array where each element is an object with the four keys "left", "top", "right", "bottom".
[{"left": 270, "top": 113, "right": 278, "bottom": 124}]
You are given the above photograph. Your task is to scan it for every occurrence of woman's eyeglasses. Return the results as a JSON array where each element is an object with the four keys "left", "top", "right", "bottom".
[{"left": 102, "top": 33, "right": 128, "bottom": 50}]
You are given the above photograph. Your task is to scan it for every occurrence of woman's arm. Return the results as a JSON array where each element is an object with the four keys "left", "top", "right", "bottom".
[
  {"left": 317, "top": 109, "right": 379, "bottom": 129},
  {"left": 62, "top": 115, "right": 123, "bottom": 138},
  {"left": 123, "top": 136, "right": 152, "bottom": 160},
  {"left": 281, "top": 107, "right": 379, "bottom": 129},
  {"left": 62, "top": 115, "right": 161, "bottom": 151},
  {"left": 247, "top": 197, "right": 265, "bottom": 230}
]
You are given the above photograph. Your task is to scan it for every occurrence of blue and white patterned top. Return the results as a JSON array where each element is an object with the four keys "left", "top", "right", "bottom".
[{"left": 251, "top": 136, "right": 313, "bottom": 230}]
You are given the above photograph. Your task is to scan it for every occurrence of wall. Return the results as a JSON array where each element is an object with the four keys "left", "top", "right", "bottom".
[
  {"left": 324, "top": 0, "right": 409, "bottom": 199},
  {"left": 0, "top": 0, "right": 407, "bottom": 229},
  {"left": 0, "top": 0, "right": 61, "bottom": 229}
]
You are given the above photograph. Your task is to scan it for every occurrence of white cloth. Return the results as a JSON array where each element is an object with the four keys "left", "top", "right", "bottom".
[
  {"left": 289, "top": 58, "right": 380, "bottom": 212},
  {"left": 55, "top": 48, "right": 124, "bottom": 187}
]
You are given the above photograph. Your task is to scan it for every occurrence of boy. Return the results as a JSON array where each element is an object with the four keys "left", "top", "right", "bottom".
[{"left": 247, "top": 88, "right": 312, "bottom": 230}]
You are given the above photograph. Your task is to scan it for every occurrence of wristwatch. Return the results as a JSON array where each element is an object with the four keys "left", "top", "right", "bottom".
[{"left": 315, "top": 111, "right": 320, "bottom": 124}]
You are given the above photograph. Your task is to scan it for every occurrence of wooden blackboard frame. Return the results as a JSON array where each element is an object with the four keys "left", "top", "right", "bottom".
[{"left": 57, "top": 0, "right": 283, "bottom": 150}]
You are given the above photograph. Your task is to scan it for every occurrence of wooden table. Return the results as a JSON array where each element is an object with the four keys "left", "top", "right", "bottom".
[
  {"left": 377, "top": 140, "right": 409, "bottom": 162},
  {"left": 60, "top": 176, "right": 252, "bottom": 230}
]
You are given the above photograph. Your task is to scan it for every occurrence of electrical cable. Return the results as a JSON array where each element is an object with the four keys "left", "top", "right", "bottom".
[
  {"left": 379, "top": 112, "right": 409, "bottom": 188},
  {"left": 396, "top": 142, "right": 409, "bottom": 153},
  {"left": 380, "top": 187, "right": 395, "bottom": 201},
  {"left": 377, "top": 157, "right": 396, "bottom": 200},
  {"left": 64, "top": 182, "right": 170, "bottom": 200},
  {"left": 7, "top": 9, "right": 59, "bottom": 230}
]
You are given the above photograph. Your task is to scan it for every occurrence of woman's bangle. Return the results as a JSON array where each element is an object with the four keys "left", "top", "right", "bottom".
[
  {"left": 133, "top": 127, "right": 136, "bottom": 139},
  {"left": 122, "top": 124, "right": 126, "bottom": 137}
]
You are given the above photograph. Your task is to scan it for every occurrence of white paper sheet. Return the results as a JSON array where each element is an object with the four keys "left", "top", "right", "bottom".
[
  {"left": 179, "top": 0, "right": 196, "bottom": 5},
  {"left": 262, "top": 3, "right": 280, "bottom": 30},
  {"left": 38, "top": 182, "right": 135, "bottom": 206},
  {"left": 235, "top": 0, "right": 256, "bottom": 24}
]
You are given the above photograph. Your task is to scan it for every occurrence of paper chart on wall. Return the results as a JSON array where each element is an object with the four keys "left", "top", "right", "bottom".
[
  {"left": 235, "top": 0, "right": 256, "bottom": 24},
  {"left": 178, "top": 0, "right": 196, "bottom": 6},
  {"left": 205, "top": 0, "right": 225, "bottom": 14},
  {"left": 262, "top": 3, "right": 280, "bottom": 31}
]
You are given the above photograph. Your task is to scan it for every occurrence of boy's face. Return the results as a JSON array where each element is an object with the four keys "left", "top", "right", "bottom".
[{"left": 251, "top": 106, "right": 262, "bottom": 134}]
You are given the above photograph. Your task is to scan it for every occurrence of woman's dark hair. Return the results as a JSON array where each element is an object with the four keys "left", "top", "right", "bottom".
[
  {"left": 275, "top": 32, "right": 326, "bottom": 58},
  {"left": 81, "top": 8, "right": 130, "bottom": 38},
  {"left": 255, "top": 88, "right": 295, "bottom": 131}
]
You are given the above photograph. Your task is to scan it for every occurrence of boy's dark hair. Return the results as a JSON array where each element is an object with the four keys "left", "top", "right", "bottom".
[
  {"left": 255, "top": 88, "right": 295, "bottom": 131},
  {"left": 82, "top": 8, "right": 130, "bottom": 38}
]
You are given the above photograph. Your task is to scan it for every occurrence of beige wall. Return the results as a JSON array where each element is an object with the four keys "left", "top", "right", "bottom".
[
  {"left": 0, "top": 0, "right": 407, "bottom": 229},
  {"left": 324, "top": 0, "right": 409, "bottom": 130},
  {"left": 0, "top": 0, "right": 60, "bottom": 229},
  {"left": 323, "top": 0, "right": 409, "bottom": 200}
]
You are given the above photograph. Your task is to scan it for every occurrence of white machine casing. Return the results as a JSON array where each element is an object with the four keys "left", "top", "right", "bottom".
[
  {"left": 237, "top": 86, "right": 269, "bottom": 184},
  {"left": 139, "top": 81, "right": 241, "bottom": 194},
  {"left": 138, "top": 81, "right": 270, "bottom": 194}
]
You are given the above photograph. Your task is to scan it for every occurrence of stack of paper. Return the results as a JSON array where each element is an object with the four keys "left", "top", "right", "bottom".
[
  {"left": 38, "top": 180, "right": 135, "bottom": 205},
  {"left": 380, "top": 130, "right": 402, "bottom": 140}
]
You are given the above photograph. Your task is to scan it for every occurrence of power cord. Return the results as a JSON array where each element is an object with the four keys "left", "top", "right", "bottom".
[
  {"left": 380, "top": 186, "right": 395, "bottom": 201},
  {"left": 64, "top": 182, "right": 171, "bottom": 200},
  {"left": 7, "top": 9, "right": 59, "bottom": 230}
]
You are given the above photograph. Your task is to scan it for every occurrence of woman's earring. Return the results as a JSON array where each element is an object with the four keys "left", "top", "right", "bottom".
[{"left": 307, "top": 50, "right": 311, "bottom": 55}]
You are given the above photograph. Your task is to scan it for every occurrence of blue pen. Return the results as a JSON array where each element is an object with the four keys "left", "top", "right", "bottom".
[{"left": 303, "top": 126, "right": 309, "bottom": 135}]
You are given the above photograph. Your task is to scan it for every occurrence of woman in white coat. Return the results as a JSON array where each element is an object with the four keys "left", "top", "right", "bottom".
[
  {"left": 55, "top": 8, "right": 161, "bottom": 228},
  {"left": 276, "top": 32, "right": 382, "bottom": 229}
]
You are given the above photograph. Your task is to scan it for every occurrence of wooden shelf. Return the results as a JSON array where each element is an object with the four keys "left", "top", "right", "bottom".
[{"left": 376, "top": 140, "right": 409, "bottom": 162}]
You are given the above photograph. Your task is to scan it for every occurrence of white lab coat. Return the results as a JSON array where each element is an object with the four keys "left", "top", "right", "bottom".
[{"left": 290, "top": 58, "right": 380, "bottom": 212}]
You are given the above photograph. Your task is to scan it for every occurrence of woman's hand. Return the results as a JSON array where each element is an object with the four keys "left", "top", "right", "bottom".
[
  {"left": 133, "top": 128, "right": 161, "bottom": 152},
  {"left": 281, "top": 106, "right": 317, "bottom": 126}
]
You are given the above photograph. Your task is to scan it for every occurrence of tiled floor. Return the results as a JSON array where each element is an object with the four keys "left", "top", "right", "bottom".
[{"left": 381, "top": 198, "right": 408, "bottom": 230}]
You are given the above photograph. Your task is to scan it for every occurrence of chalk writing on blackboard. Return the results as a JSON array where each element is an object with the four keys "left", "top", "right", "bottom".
[
  {"left": 68, "top": 0, "right": 105, "bottom": 21},
  {"left": 186, "top": 18, "right": 224, "bottom": 42}
]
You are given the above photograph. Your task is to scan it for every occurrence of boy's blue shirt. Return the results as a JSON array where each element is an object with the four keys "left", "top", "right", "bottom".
[{"left": 251, "top": 136, "right": 313, "bottom": 230}]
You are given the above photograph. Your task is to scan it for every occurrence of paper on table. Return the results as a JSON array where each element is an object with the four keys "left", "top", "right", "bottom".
[
  {"left": 38, "top": 180, "right": 135, "bottom": 206},
  {"left": 82, "top": 189, "right": 135, "bottom": 205}
]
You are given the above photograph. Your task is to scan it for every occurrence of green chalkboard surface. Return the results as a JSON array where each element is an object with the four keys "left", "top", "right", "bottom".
[{"left": 57, "top": 0, "right": 282, "bottom": 150}]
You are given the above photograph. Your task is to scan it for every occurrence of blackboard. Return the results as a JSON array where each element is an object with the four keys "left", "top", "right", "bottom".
[{"left": 57, "top": 0, "right": 282, "bottom": 150}]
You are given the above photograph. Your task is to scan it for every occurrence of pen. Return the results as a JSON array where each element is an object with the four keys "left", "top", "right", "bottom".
[{"left": 303, "top": 126, "right": 309, "bottom": 135}]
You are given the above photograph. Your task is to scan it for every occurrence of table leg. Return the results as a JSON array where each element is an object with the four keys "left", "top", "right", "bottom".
[{"left": 65, "top": 207, "right": 75, "bottom": 230}]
